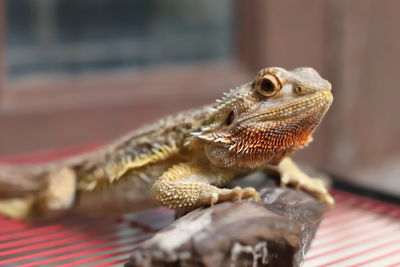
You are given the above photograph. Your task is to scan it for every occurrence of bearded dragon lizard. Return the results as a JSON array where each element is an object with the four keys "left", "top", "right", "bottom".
[{"left": 0, "top": 67, "right": 333, "bottom": 219}]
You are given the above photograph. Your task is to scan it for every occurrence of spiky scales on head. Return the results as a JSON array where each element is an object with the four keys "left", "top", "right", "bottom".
[{"left": 191, "top": 67, "right": 333, "bottom": 170}]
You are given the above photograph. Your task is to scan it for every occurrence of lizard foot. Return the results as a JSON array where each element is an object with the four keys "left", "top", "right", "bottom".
[
  {"left": 281, "top": 173, "right": 334, "bottom": 208},
  {"left": 277, "top": 158, "right": 334, "bottom": 209},
  {"left": 200, "top": 186, "right": 260, "bottom": 206}
]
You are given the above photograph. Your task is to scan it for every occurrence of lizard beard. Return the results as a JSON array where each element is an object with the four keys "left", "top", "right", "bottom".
[{"left": 204, "top": 113, "right": 323, "bottom": 170}]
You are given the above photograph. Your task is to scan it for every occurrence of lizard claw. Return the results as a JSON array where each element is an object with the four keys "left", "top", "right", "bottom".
[
  {"left": 216, "top": 187, "right": 260, "bottom": 203},
  {"left": 240, "top": 187, "right": 261, "bottom": 202},
  {"left": 232, "top": 186, "right": 244, "bottom": 200},
  {"left": 199, "top": 186, "right": 260, "bottom": 208},
  {"left": 208, "top": 193, "right": 219, "bottom": 206},
  {"left": 281, "top": 173, "right": 333, "bottom": 207}
]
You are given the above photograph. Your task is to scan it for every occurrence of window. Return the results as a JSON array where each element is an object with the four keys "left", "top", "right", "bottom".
[{"left": 7, "top": 0, "right": 233, "bottom": 78}]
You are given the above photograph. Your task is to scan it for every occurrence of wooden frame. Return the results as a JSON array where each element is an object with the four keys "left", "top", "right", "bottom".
[{"left": 2, "top": 62, "right": 249, "bottom": 114}]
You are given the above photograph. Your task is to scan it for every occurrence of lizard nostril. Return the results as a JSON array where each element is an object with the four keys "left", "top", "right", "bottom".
[
  {"left": 294, "top": 86, "right": 303, "bottom": 94},
  {"left": 225, "top": 111, "right": 235, "bottom": 126}
]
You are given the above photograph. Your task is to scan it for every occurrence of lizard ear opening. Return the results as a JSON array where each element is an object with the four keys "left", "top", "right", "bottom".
[{"left": 225, "top": 111, "right": 235, "bottom": 126}]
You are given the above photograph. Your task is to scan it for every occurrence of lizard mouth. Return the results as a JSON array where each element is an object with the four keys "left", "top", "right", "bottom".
[{"left": 246, "top": 90, "right": 333, "bottom": 122}]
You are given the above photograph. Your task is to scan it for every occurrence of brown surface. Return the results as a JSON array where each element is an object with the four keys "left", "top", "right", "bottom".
[
  {"left": 237, "top": 0, "right": 328, "bottom": 74},
  {"left": 327, "top": 0, "right": 400, "bottom": 165},
  {"left": 324, "top": 0, "right": 400, "bottom": 194},
  {"left": 0, "top": 0, "right": 4, "bottom": 101}
]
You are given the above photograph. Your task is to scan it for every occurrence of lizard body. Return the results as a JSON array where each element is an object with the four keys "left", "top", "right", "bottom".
[{"left": 0, "top": 67, "right": 333, "bottom": 219}]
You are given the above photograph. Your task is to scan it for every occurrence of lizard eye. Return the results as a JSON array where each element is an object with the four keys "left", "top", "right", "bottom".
[{"left": 256, "top": 75, "right": 281, "bottom": 97}]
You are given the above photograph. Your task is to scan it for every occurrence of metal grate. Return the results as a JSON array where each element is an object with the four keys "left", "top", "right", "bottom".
[
  {"left": 0, "top": 208, "right": 172, "bottom": 266},
  {"left": 0, "top": 191, "right": 398, "bottom": 266},
  {"left": 305, "top": 190, "right": 400, "bottom": 267},
  {"left": 0, "top": 147, "right": 399, "bottom": 266}
]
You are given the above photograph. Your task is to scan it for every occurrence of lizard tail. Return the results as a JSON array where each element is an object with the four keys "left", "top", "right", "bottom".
[
  {"left": 0, "top": 166, "right": 47, "bottom": 198},
  {"left": 0, "top": 166, "right": 76, "bottom": 219}
]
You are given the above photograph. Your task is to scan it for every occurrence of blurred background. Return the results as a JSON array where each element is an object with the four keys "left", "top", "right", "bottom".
[{"left": 0, "top": 0, "right": 399, "bottom": 197}]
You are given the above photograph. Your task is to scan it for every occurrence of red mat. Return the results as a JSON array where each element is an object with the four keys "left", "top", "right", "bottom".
[{"left": 0, "top": 146, "right": 399, "bottom": 267}]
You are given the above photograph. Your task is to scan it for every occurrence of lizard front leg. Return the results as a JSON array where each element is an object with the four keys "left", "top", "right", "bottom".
[
  {"left": 268, "top": 157, "right": 334, "bottom": 208},
  {"left": 152, "top": 162, "right": 260, "bottom": 210}
]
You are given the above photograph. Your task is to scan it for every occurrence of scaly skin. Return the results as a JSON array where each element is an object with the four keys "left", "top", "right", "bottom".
[{"left": 0, "top": 67, "right": 333, "bottom": 219}]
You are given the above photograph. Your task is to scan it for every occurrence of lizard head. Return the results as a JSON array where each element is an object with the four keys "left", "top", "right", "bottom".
[{"left": 190, "top": 67, "right": 333, "bottom": 170}]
